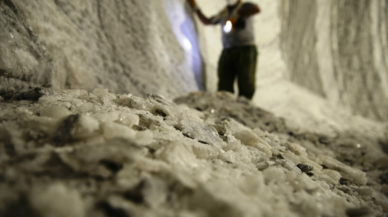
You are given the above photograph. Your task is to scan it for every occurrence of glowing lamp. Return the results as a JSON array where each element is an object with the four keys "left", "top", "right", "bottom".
[
  {"left": 182, "top": 38, "right": 192, "bottom": 50},
  {"left": 223, "top": 20, "right": 233, "bottom": 33}
]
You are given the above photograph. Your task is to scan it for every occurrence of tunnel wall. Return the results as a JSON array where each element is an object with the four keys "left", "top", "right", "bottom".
[
  {"left": 281, "top": 0, "right": 388, "bottom": 121},
  {"left": 0, "top": 0, "right": 201, "bottom": 99}
]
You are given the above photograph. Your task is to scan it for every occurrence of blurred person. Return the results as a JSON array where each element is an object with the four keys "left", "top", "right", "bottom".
[{"left": 187, "top": 0, "right": 261, "bottom": 99}]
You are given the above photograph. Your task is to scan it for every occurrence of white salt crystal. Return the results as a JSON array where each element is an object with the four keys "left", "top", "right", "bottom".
[
  {"left": 72, "top": 115, "right": 100, "bottom": 139},
  {"left": 40, "top": 106, "right": 71, "bottom": 119},
  {"left": 233, "top": 130, "right": 272, "bottom": 157},
  {"left": 16, "top": 106, "right": 33, "bottom": 116},
  {"left": 30, "top": 183, "right": 85, "bottom": 217},
  {"left": 102, "top": 122, "right": 136, "bottom": 140},
  {"left": 220, "top": 150, "right": 236, "bottom": 163},
  {"left": 156, "top": 141, "right": 198, "bottom": 169},
  {"left": 287, "top": 142, "right": 308, "bottom": 157},
  {"left": 118, "top": 113, "right": 139, "bottom": 127},
  {"left": 63, "top": 89, "right": 88, "bottom": 97},
  {"left": 224, "top": 141, "right": 243, "bottom": 151},
  {"left": 263, "top": 167, "right": 286, "bottom": 183},
  {"left": 191, "top": 143, "right": 219, "bottom": 159},
  {"left": 142, "top": 178, "right": 168, "bottom": 208},
  {"left": 319, "top": 156, "right": 367, "bottom": 185},
  {"left": 135, "top": 130, "right": 153, "bottom": 145},
  {"left": 282, "top": 151, "right": 301, "bottom": 165},
  {"left": 92, "top": 112, "right": 119, "bottom": 123},
  {"left": 92, "top": 88, "right": 109, "bottom": 97},
  {"left": 77, "top": 102, "right": 94, "bottom": 113},
  {"left": 321, "top": 169, "right": 341, "bottom": 183}
]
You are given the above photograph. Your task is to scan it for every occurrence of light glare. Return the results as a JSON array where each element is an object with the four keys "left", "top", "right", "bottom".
[
  {"left": 183, "top": 38, "right": 192, "bottom": 50},
  {"left": 223, "top": 21, "right": 232, "bottom": 33}
]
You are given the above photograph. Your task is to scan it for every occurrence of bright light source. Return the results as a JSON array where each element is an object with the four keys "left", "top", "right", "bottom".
[
  {"left": 223, "top": 21, "right": 232, "bottom": 33},
  {"left": 182, "top": 38, "right": 192, "bottom": 50}
]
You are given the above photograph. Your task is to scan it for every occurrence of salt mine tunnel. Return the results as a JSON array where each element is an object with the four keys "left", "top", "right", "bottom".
[{"left": 0, "top": 0, "right": 388, "bottom": 216}]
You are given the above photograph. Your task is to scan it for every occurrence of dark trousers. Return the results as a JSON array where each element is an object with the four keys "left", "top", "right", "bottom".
[{"left": 217, "top": 45, "right": 258, "bottom": 99}]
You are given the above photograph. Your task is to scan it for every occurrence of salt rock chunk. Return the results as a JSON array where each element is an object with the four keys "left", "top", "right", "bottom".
[
  {"left": 252, "top": 128, "right": 265, "bottom": 137},
  {"left": 176, "top": 119, "right": 222, "bottom": 145},
  {"left": 63, "top": 89, "right": 88, "bottom": 97},
  {"left": 40, "top": 106, "right": 71, "bottom": 119},
  {"left": 321, "top": 169, "right": 342, "bottom": 183},
  {"left": 189, "top": 183, "right": 248, "bottom": 217},
  {"left": 263, "top": 166, "right": 286, "bottom": 183},
  {"left": 224, "top": 141, "right": 244, "bottom": 152},
  {"left": 135, "top": 130, "right": 153, "bottom": 145},
  {"left": 220, "top": 150, "right": 236, "bottom": 163},
  {"left": 142, "top": 177, "right": 168, "bottom": 208},
  {"left": 293, "top": 173, "right": 317, "bottom": 191},
  {"left": 233, "top": 129, "right": 272, "bottom": 157},
  {"left": 300, "top": 158, "right": 323, "bottom": 171},
  {"left": 60, "top": 138, "right": 144, "bottom": 178},
  {"left": 281, "top": 159, "right": 302, "bottom": 174},
  {"left": 102, "top": 122, "right": 136, "bottom": 140},
  {"left": 191, "top": 143, "right": 219, "bottom": 159},
  {"left": 319, "top": 156, "right": 367, "bottom": 185},
  {"left": 256, "top": 161, "right": 270, "bottom": 170},
  {"left": 92, "top": 88, "right": 109, "bottom": 97},
  {"left": 92, "top": 112, "right": 120, "bottom": 123},
  {"left": 118, "top": 113, "right": 139, "bottom": 127},
  {"left": 375, "top": 197, "right": 388, "bottom": 212},
  {"left": 224, "top": 119, "right": 272, "bottom": 156},
  {"left": 287, "top": 142, "right": 308, "bottom": 157},
  {"left": 15, "top": 106, "right": 33, "bottom": 117},
  {"left": 68, "top": 98, "right": 84, "bottom": 107},
  {"left": 29, "top": 116, "right": 61, "bottom": 135},
  {"left": 124, "top": 95, "right": 152, "bottom": 111},
  {"left": 156, "top": 141, "right": 199, "bottom": 169},
  {"left": 374, "top": 156, "right": 388, "bottom": 169},
  {"left": 130, "top": 156, "right": 170, "bottom": 174},
  {"left": 77, "top": 102, "right": 94, "bottom": 113},
  {"left": 282, "top": 151, "right": 301, "bottom": 165},
  {"left": 356, "top": 186, "right": 374, "bottom": 197},
  {"left": 72, "top": 115, "right": 99, "bottom": 139},
  {"left": 30, "top": 183, "right": 85, "bottom": 217}
]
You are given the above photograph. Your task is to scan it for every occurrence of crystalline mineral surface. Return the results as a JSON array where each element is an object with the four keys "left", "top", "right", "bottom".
[{"left": 0, "top": 90, "right": 387, "bottom": 217}]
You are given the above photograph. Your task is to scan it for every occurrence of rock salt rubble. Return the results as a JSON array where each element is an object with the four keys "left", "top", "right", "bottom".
[{"left": 0, "top": 89, "right": 387, "bottom": 217}]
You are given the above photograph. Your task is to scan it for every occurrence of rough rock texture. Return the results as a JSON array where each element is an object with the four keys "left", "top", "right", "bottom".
[
  {"left": 281, "top": 0, "right": 388, "bottom": 121},
  {"left": 0, "top": 90, "right": 387, "bottom": 217},
  {"left": 0, "top": 0, "right": 201, "bottom": 98},
  {"left": 0, "top": 0, "right": 52, "bottom": 98},
  {"left": 1, "top": 1, "right": 388, "bottom": 216}
]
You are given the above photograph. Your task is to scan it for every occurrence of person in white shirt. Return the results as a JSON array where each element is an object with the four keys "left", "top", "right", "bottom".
[{"left": 187, "top": 0, "right": 261, "bottom": 99}]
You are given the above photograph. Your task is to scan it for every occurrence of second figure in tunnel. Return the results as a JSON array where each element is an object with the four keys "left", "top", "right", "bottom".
[{"left": 187, "top": 0, "right": 261, "bottom": 100}]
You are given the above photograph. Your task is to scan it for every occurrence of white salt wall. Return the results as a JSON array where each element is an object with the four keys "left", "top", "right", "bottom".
[
  {"left": 0, "top": 0, "right": 201, "bottom": 98},
  {"left": 281, "top": 0, "right": 388, "bottom": 121}
]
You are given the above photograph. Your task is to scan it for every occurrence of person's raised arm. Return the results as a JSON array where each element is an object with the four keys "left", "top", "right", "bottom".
[
  {"left": 186, "top": 0, "right": 214, "bottom": 25},
  {"left": 238, "top": 3, "right": 261, "bottom": 18}
]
